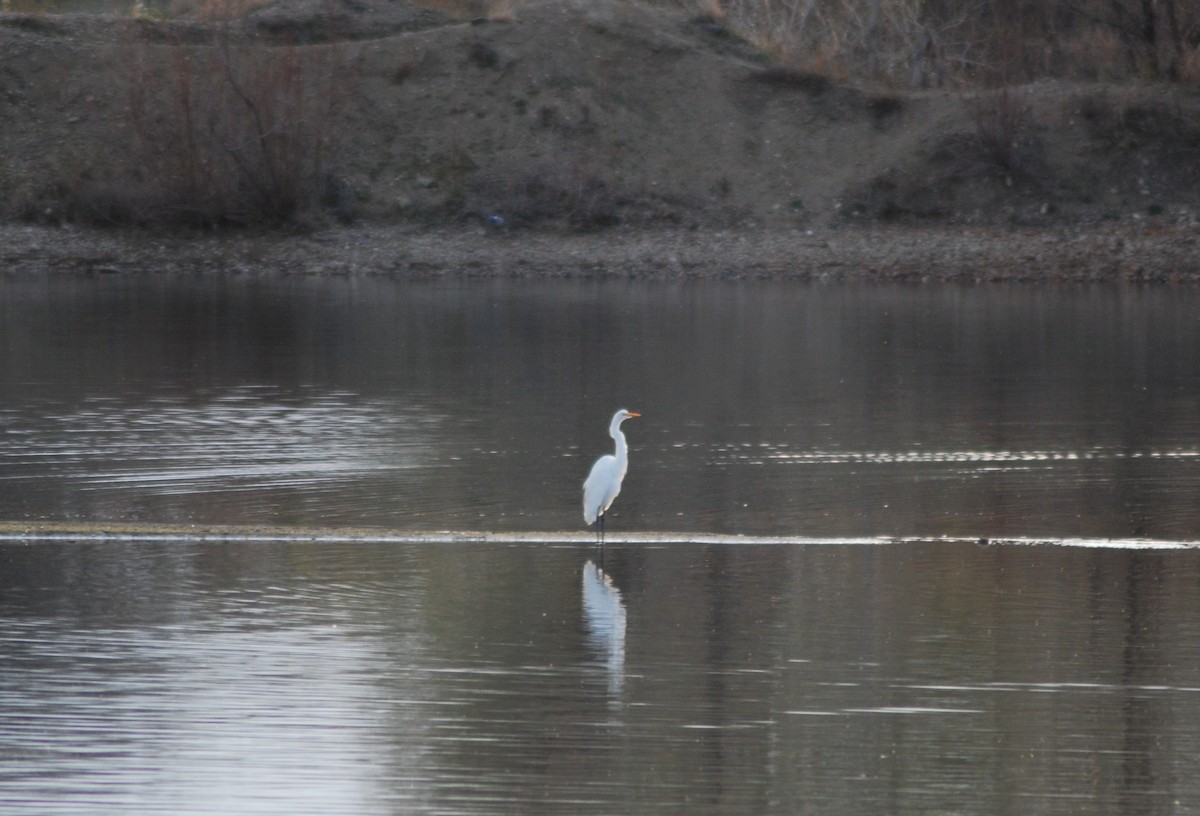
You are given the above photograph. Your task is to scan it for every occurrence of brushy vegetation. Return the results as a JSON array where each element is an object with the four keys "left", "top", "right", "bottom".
[
  {"left": 419, "top": 0, "right": 1200, "bottom": 86},
  {"left": 675, "top": 0, "right": 1199, "bottom": 86},
  {"left": 58, "top": 17, "right": 354, "bottom": 226}
]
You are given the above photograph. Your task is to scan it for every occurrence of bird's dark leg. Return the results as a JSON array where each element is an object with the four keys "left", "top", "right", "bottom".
[{"left": 596, "top": 512, "right": 606, "bottom": 566}]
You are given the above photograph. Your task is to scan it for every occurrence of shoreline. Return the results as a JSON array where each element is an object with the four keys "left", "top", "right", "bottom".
[
  {"left": 0, "top": 522, "right": 1194, "bottom": 549},
  {"left": 1, "top": 220, "right": 1197, "bottom": 283}
]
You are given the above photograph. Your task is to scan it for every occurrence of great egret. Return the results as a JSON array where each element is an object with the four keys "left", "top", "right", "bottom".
[{"left": 583, "top": 408, "right": 640, "bottom": 544}]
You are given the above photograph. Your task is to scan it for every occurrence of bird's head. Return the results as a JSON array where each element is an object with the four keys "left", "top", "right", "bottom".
[{"left": 609, "top": 409, "right": 640, "bottom": 436}]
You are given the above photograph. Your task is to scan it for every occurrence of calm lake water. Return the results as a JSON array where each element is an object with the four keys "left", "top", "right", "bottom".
[{"left": 2, "top": 273, "right": 1200, "bottom": 815}]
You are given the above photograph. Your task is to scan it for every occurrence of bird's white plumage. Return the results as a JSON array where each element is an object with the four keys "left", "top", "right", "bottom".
[
  {"left": 583, "top": 454, "right": 622, "bottom": 525},
  {"left": 582, "top": 409, "right": 639, "bottom": 526}
]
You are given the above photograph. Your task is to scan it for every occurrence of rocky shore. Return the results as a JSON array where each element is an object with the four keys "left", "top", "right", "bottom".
[{"left": 2, "top": 220, "right": 1197, "bottom": 283}]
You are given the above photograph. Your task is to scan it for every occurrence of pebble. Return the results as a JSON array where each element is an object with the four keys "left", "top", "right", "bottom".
[{"left": 0, "top": 221, "right": 1197, "bottom": 282}]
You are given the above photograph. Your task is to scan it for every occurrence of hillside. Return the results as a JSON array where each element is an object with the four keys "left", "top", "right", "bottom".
[{"left": 0, "top": 0, "right": 1198, "bottom": 279}]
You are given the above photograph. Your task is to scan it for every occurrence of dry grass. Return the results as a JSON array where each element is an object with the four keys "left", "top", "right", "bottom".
[
  {"left": 668, "top": 0, "right": 1200, "bottom": 87},
  {"left": 1, "top": 0, "right": 51, "bottom": 12}
]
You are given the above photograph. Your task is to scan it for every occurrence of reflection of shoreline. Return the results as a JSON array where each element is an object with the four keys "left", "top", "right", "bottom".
[{"left": 582, "top": 560, "right": 626, "bottom": 701}]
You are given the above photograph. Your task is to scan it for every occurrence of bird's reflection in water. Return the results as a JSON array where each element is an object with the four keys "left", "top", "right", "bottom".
[{"left": 582, "top": 560, "right": 627, "bottom": 703}]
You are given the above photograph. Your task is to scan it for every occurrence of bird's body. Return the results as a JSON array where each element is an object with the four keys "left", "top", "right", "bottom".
[
  {"left": 583, "top": 409, "right": 640, "bottom": 542},
  {"left": 583, "top": 454, "right": 624, "bottom": 526}
]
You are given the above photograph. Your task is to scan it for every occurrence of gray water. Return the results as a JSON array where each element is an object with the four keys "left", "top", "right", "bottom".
[{"left": 3, "top": 274, "right": 1200, "bottom": 815}]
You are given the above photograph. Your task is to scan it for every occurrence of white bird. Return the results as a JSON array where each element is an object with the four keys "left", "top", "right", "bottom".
[{"left": 583, "top": 408, "right": 640, "bottom": 544}]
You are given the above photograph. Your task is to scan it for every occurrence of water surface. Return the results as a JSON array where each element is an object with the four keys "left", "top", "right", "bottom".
[
  {"left": 4, "top": 538, "right": 1200, "bottom": 815},
  {"left": 3, "top": 277, "right": 1200, "bottom": 538},
  {"left": 3, "top": 274, "right": 1200, "bottom": 815}
]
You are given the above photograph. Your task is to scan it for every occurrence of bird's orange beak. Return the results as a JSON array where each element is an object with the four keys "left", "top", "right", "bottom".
[{"left": 628, "top": 411, "right": 641, "bottom": 418}]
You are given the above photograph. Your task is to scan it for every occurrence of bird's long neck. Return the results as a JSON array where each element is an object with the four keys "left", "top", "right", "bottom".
[{"left": 611, "top": 424, "right": 628, "bottom": 471}]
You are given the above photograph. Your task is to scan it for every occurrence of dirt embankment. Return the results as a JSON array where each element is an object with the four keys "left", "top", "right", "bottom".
[{"left": 0, "top": 0, "right": 1198, "bottom": 281}]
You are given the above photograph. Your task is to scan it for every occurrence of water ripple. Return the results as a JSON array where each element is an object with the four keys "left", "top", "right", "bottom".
[
  {"left": 707, "top": 445, "right": 1200, "bottom": 466},
  {"left": 0, "top": 388, "right": 438, "bottom": 498}
]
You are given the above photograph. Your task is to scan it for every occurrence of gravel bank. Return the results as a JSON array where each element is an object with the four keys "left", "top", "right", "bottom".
[{"left": 1, "top": 221, "right": 1197, "bottom": 283}]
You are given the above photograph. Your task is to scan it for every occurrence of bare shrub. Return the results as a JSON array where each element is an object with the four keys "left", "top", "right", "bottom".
[
  {"left": 417, "top": 0, "right": 1199, "bottom": 86},
  {"left": 907, "top": 84, "right": 1047, "bottom": 193},
  {"left": 664, "top": 0, "right": 1199, "bottom": 87},
  {"left": 1, "top": 0, "right": 53, "bottom": 13},
  {"left": 1064, "top": 0, "right": 1200, "bottom": 80},
  {"left": 466, "top": 39, "right": 500, "bottom": 68},
  {"left": 1057, "top": 26, "right": 1128, "bottom": 81},
  {"left": 674, "top": 0, "right": 974, "bottom": 86},
  {"left": 866, "top": 93, "right": 903, "bottom": 123},
  {"left": 960, "top": 86, "right": 1041, "bottom": 177},
  {"left": 1075, "top": 91, "right": 1200, "bottom": 188},
  {"left": 88, "top": 19, "right": 353, "bottom": 226}
]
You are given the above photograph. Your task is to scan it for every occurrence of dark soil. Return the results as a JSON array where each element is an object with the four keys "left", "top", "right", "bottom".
[{"left": 1, "top": 0, "right": 1198, "bottom": 280}]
